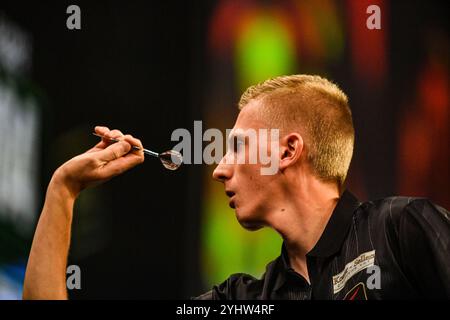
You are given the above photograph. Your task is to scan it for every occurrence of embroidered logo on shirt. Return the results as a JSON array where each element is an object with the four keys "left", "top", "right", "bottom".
[
  {"left": 332, "top": 250, "right": 376, "bottom": 294},
  {"left": 343, "top": 282, "right": 368, "bottom": 300}
]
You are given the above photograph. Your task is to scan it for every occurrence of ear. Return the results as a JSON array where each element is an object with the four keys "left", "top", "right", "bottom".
[{"left": 279, "top": 133, "right": 304, "bottom": 171}]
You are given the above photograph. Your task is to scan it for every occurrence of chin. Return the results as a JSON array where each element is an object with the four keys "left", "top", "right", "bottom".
[
  {"left": 240, "top": 222, "right": 264, "bottom": 231},
  {"left": 235, "top": 209, "right": 264, "bottom": 231}
]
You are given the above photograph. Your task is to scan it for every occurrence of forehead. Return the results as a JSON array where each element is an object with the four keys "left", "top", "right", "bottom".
[{"left": 232, "top": 99, "right": 266, "bottom": 132}]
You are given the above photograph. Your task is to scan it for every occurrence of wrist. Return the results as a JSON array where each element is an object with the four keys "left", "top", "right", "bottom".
[{"left": 49, "top": 167, "right": 80, "bottom": 201}]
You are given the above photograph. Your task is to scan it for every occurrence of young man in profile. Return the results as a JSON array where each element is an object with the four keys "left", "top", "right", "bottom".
[{"left": 23, "top": 75, "right": 449, "bottom": 300}]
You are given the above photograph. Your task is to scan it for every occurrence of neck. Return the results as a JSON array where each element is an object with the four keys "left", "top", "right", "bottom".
[{"left": 266, "top": 174, "right": 340, "bottom": 282}]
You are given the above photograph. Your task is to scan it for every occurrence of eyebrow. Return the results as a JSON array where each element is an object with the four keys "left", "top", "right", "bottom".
[{"left": 228, "top": 133, "right": 246, "bottom": 143}]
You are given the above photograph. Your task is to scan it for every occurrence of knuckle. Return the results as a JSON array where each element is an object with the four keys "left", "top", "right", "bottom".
[
  {"left": 111, "top": 148, "right": 120, "bottom": 160},
  {"left": 119, "top": 142, "right": 131, "bottom": 154},
  {"left": 86, "top": 156, "right": 98, "bottom": 168}
]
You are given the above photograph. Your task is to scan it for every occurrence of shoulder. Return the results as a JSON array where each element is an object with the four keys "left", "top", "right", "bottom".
[
  {"left": 355, "top": 196, "right": 449, "bottom": 247},
  {"left": 212, "top": 267, "right": 271, "bottom": 300},
  {"left": 192, "top": 273, "right": 261, "bottom": 300},
  {"left": 356, "top": 196, "right": 449, "bottom": 227},
  {"left": 195, "top": 257, "right": 280, "bottom": 300}
]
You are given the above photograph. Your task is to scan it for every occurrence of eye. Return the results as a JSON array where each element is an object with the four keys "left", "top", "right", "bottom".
[
  {"left": 229, "top": 136, "right": 244, "bottom": 153},
  {"left": 233, "top": 136, "right": 245, "bottom": 152}
]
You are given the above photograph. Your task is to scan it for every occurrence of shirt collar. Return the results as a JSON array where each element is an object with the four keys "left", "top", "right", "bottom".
[
  {"left": 273, "top": 190, "right": 361, "bottom": 292},
  {"left": 273, "top": 244, "right": 306, "bottom": 292},
  {"left": 306, "top": 189, "right": 361, "bottom": 258}
]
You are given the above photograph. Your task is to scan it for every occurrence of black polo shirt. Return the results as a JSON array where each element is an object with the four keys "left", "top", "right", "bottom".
[{"left": 194, "top": 190, "right": 450, "bottom": 300}]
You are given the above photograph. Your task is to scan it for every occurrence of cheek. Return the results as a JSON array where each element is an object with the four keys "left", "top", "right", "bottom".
[
  {"left": 234, "top": 162, "right": 267, "bottom": 190},
  {"left": 244, "top": 169, "right": 266, "bottom": 193}
]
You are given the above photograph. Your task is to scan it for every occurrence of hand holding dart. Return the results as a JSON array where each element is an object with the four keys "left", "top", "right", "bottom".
[{"left": 92, "top": 132, "right": 183, "bottom": 171}]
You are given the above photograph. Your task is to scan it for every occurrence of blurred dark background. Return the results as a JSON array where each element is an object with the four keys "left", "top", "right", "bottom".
[{"left": 0, "top": 0, "right": 448, "bottom": 299}]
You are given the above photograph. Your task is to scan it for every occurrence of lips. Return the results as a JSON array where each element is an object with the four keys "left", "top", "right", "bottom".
[
  {"left": 226, "top": 190, "right": 236, "bottom": 209},
  {"left": 225, "top": 191, "right": 235, "bottom": 198}
]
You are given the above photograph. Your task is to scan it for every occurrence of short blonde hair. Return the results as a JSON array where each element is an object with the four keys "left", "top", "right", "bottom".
[{"left": 239, "top": 74, "right": 354, "bottom": 190}]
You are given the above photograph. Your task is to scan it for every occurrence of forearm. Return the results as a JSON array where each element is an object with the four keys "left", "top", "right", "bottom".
[
  {"left": 22, "top": 126, "right": 144, "bottom": 299},
  {"left": 23, "top": 174, "right": 76, "bottom": 300}
]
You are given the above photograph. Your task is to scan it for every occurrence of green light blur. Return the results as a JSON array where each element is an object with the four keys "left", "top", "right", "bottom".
[
  {"left": 235, "top": 14, "right": 297, "bottom": 90},
  {"left": 202, "top": 188, "right": 282, "bottom": 286},
  {"left": 202, "top": 12, "right": 296, "bottom": 287}
]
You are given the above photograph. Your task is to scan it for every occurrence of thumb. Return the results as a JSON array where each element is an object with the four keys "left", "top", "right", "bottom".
[{"left": 98, "top": 141, "right": 132, "bottom": 162}]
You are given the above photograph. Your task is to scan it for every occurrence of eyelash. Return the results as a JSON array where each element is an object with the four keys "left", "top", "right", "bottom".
[
  {"left": 234, "top": 138, "right": 244, "bottom": 152},
  {"left": 230, "top": 137, "right": 244, "bottom": 152}
]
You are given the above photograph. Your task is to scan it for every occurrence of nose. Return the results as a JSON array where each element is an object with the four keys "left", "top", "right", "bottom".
[{"left": 212, "top": 158, "right": 233, "bottom": 183}]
